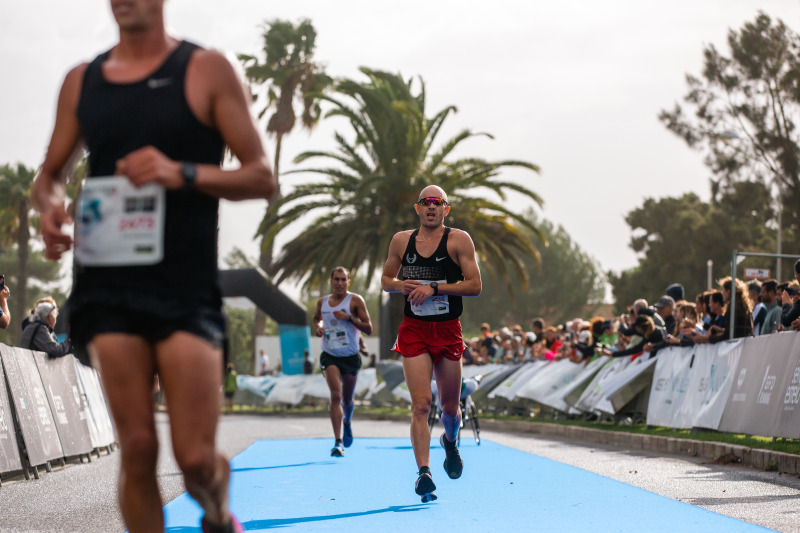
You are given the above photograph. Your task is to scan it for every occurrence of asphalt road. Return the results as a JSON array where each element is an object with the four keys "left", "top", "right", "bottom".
[{"left": 1, "top": 413, "right": 799, "bottom": 532}]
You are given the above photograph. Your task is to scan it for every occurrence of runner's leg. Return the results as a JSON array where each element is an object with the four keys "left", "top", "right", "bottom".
[
  {"left": 323, "top": 364, "right": 344, "bottom": 441},
  {"left": 89, "top": 335, "right": 161, "bottom": 533},
  {"left": 341, "top": 372, "right": 357, "bottom": 422},
  {"left": 433, "top": 356, "right": 463, "bottom": 438},
  {"left": 402, "top": 353, "right": 434, "bottom": 469},
  {"left": 157, "top": 332, "right": 231, "bottom": 528}
]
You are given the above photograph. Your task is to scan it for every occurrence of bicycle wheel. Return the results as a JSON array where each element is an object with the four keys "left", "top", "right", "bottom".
[{"left": 469, "top": 404, "right": 480, "bottom": 445}]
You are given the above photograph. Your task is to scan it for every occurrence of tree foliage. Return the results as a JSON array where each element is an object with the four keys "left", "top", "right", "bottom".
[
  {"left": 256, "top": 68, "right": 543, "bottom": 356},
  {"left": 609, "top": 181, "right": 775, "bottom": 312},
  {"left": 0, "top": 163, "right": 65, "bottom": 345},
  {"left": 259, "top": 68, "right": 543, "bottom": 288},
  {"left": 460, "top": 210, "right": 606, "bottom": 332},
  {"left": 659, "top": 11, "right": 800, "bottom": 276}
]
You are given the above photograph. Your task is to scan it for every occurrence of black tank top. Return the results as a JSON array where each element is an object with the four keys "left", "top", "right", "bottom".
[
  {"left": 400, "top": 227, "right": 464, "bottom": 321},
  {"left": 72, "top": 41, "right": 225, "bottom": 311}
]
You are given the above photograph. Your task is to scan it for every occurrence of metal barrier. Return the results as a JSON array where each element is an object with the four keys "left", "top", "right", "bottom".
[{"left": 0, "top": 344, "right": 116, "bottom": 484}]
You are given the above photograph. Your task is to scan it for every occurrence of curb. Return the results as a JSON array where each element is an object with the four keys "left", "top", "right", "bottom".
[
  {"left": 234, "top": 410, "right": 799, "bottom": 475},
  {"left": 473, "top": 418, "right": 798, "bottom": 476}
]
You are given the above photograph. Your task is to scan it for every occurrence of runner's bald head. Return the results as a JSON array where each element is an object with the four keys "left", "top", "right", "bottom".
[{"left": 418, "top": 185, "right": 447, "bottom": 202}]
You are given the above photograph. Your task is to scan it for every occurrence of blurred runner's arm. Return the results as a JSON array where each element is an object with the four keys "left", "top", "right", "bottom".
[{"left": 31, "top": 64, "right": 87, "bottom": 260}]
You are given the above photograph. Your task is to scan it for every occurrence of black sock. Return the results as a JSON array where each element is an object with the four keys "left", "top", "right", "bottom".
[
  {"left": 335, "top": 438, "right": 343, "bottom": 446},
  {"left": 418, "top": 466, "right": 431, "bottom": 475}
]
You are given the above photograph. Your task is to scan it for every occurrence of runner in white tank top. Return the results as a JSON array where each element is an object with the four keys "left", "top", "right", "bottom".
[
  {"left": 321, "top": 293, "right": 360, "bottom": 357},
  {"left": 312, "top": 267, "right": 373, "bottom": 457}
]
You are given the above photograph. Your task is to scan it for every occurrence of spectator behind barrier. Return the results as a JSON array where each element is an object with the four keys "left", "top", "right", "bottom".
[
  {"left": 780, "top": 260, "right": 800, "bottom": 328},
  {"left": 0, "top": 274, "right": 10, "bottom": 329},
  {"left": 20, "top": 300, "right": 72, "bottom": 358},
  {"left": 748, "top": 280, "right": 766, "bottom": 336},
  {"left": 781, "top": 280, "right": 800, "bottom": 328},
  {"left": 654, "top": 295, "right": 676, "bottom": 336},
  {"left": 695, "top": 278, "right": 753, "bottom": 343},
  {"left": 665, "top": 283, "right": 684, "bottom": 303},
  {"left": 609, "top": 315, "right": 665, "bottom": 359},
  {"left": 760, "top": 279, "right": 782, "bottom": 335}
]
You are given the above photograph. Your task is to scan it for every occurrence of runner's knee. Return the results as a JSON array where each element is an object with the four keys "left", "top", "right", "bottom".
[
  {"left": 175, "top": 447, "right": 217, "bottom": 485},
  {"left": 119, "top": 430, "right": 158, "bottom": 473},
  {"left": 410, "top": 397, "right": 433, "bottom": 418}
]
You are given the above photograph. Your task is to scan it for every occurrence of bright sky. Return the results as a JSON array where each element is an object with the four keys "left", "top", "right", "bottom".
[{"left": 1, "top": 1, "right": 798, "bottom": 298}]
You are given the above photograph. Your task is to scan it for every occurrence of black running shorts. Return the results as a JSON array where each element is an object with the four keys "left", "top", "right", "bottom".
[{"left": 319, "top": 351, "right": 362, "bottom": 375}]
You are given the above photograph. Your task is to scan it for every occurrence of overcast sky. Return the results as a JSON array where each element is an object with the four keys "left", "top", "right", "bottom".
[{"left": 1, "top": 1, "right": 798, "bottom": 298}]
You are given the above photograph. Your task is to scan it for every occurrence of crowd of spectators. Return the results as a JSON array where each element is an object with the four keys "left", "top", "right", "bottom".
[{"left": 464, "top": 259, "right": 800, "bottom": 366}]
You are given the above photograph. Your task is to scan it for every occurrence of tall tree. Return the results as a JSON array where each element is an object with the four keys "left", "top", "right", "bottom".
[
  {"left": 256, "top": 68, "right": 543, "bottom": 356},
  {"left": 239, "top": 18, "right": 331, "bottom": 337},
  {"left": 659, "top": 12, "right": 800, "bottom": 278},
  {"left": 0, "top": 163, "right": 63, "bottom": 345},
  {"left": 460, "top": 210, "right": 605, "bottom": 331},
  {"left": 609, "top": 181, "right": 775, "bottom": 313}
]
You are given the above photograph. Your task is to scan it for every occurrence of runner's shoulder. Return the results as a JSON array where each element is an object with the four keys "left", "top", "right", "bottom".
[
  {"left": 390, "top": 230, "right": 415, "bottom": 248},
  {"left": 447, "top": 227, "right": 474, "bottom": 246}
]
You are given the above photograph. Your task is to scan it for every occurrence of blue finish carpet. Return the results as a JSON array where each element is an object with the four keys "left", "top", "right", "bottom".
[{"left": 163, "top": 437, "right": 771, "bottom": 532}]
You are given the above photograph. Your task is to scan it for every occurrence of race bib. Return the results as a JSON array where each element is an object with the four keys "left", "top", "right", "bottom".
[
  {"left": 74, "top": 176, "right": 165, "bottom": 266},
  {"left": 324, "top": 323, "right": 350, "bottom": 350},
  {"left": 410, "top": 279, "right": 449, "bottom": 317}
]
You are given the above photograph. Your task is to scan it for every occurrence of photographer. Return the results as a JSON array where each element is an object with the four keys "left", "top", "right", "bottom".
[
  {"left": 20, "top": 300, "right": 72, "bottom": 359},
  {"left": 0, "top": 275, "right": 9, "bottom": 329}
]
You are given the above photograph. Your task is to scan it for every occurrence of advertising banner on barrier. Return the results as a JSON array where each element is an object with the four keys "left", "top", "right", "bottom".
[
  {"left": 489, "top": 361, "right": 546, "bottom": 401},
  {"left": 0, "top": 345, "right": 63, "bottom": 467},
  {"left": 73, "top": 360, "right": 115, "bottom": 449},
  {"left": 572, "top": 357, "right": 632, "bottom": 413},
  {"left": 647, "top": 346, "right": 694, "bottom": 428},
  {"left": 33, "top": 352, "right": 93, "bottom": 458},
  {"left": 604, "top": 356, "right": 658, "bottom": 414},
  {"left": 265, "top": 375, "right": 309, "bottom": 405},
  {"left": 0, "top": 358, "right": 22, "bottom": 475},
  {"left": 561, "top": 357, "right": 609, "bottom": 409},
  {"left": 517, "top": 359, "right": 596, "bottom": 413},
  {"left": 718, "top": 332, "right": 800, "bottom": 438},
  {"left": 678, "top": 340, "right": 743, "bottom": 430}
]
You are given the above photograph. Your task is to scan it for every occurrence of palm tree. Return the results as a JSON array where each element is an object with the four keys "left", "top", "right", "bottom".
[
  {"left": 239, "top": 18, "right": 331, "bottom": 336},
  {"left": 257, "top": 69, "right": 544, "bottom": 355}
]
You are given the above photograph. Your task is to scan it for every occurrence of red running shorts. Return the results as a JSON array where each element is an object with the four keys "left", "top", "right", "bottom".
[{"left": 392, "top": 316, "right": 465, "bottom": 363}]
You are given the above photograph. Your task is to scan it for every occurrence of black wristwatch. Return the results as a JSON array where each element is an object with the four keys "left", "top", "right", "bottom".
[
  {"left": 181, "top": 162, "right": 197, "bottom": 190},
  {"left": 430, "top": 281, "right": 439, "bottom": 296}
]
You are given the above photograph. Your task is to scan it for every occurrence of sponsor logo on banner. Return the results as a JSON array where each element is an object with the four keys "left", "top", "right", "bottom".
[
  {"left": 783, "top": 364, "right": 800, "bottom": 411},
  {"left": 732, "top": 368, "right": 747, "bottom": 403},
  {"left": 757, "top": 365, "right": 777, "bottom": 405}
]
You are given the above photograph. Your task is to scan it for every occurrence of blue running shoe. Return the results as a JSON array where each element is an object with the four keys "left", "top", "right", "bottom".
[
  {"left": 343, "top": 421, "right": 354, "bottom": 448},
  {"left": 440, "top": 433, "right": 463, "bottom": 479}
]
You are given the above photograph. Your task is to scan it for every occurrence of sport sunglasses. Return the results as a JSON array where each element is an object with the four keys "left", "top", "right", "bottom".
[{"left": 416, "top": 197, "right": 448, "bottom": 207}]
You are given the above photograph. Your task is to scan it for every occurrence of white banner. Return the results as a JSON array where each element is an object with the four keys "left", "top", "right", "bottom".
[
  {"left": 489, "top": 361, "right": 547, "bottom": 400},
  {"left": 517, "top": 359, "right": 598, "bottom": 413},
  {"left": 602, "top": 355, "right": 658, "bottom": 414},
  {"left": 679, "top": 341, "right": 743, "bottom": 430},
  {"left": 646, "top": 346, "right": 695, "bottom": 428},
  {"left": 572, "top": 357, "right": 633, "bottom": 413}
]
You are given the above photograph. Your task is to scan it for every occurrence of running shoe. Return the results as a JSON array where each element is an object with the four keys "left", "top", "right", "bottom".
[
  {"left": 331, "top": 441, "right": 345, "bottom": 457},
  {"left": 201, "top": 512, "right": 244, "bottom": 533},
  {"left": 440, "top": 432, "right": 463, "bottom": 479},
  {"left": 415, "top": 466, "right": 437, "bottom": 503},
  {"left": 342, "top": 421, "right": 354, "bottom": 448}
]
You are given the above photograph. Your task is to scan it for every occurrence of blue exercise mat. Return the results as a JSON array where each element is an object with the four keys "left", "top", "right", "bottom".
[{"left": 163, "top": 437, "right": 772, "bottom": 532}]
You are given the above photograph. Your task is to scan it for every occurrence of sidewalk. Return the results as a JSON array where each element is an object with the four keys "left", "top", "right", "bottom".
[{"left": 362, "top": 412, "right": 800, "bottom": 476}]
